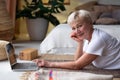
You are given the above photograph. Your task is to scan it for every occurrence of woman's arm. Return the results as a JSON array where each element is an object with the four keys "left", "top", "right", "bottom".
[
  {"left": 74, "top": 41, "right": 84, "bottom": 60},
  {"left": 50, "top": 53, "right": 98, "bottom": 70},
  {"left": 70, "top": 32, "right": 84, "bottom": 60},
  {"left": 33, "top": 53, "right": 98, "bottom": 70}
]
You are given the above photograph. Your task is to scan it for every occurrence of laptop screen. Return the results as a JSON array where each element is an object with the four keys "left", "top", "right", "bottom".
[{"left": 6, "top": 43, "right": 17, "bottom": 66}]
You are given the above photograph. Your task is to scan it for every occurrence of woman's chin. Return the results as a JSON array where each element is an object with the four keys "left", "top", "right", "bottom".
[{"left": 77, "top": 35, "right": 84, "bottom": 40}]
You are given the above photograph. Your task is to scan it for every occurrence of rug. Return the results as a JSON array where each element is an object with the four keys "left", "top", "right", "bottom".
[
  {"left": 20, "top": 54, "right": 120, "bottom": 80},
  {"left": 20, "top": 69, "right": 113, "bottom": 80}
]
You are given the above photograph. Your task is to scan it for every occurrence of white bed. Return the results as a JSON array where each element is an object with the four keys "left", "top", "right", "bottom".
[
  {"left": 40, "top": 24, "right": 77, "bottom": 55},
  {"left": 39, "top": 24, "right": 120, "bottom": 54},
  {"left": 39, "top": 0, "right": 120, "bottom": 55}
]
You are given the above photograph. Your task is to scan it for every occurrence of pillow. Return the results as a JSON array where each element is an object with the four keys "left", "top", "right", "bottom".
[
  {"left": 98, "top": 0, "right": 120, "bottom": 6},
  {"left": 90, "top": 11, "right": 101, "bottom": 23},
  {"left": 112, "top": 9, "right": 120, "bottom": 23},
  {"left": 94, "top": 5, "right": 110, "bottom": 13},
  {"left": 112, "top": 5, "right": 120, "bottom": 11},
  {"left": 95, "top": 18, "right": 118, "bottom": 25},
  {"left": 99, "top": 12, "right": 112, "bottom": 18},
  {"left": 75, "top": 1, "right": 97, "bottom": 11}
]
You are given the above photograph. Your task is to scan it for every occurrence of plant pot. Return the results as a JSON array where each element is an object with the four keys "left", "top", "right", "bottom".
[{"left": 26, "top": 18, "right": 49, "bottom": 41}]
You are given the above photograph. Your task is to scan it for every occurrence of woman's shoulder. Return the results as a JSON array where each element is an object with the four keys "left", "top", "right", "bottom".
[
  {"left": 93, "top": 28, "right": 107, "bottom": 37},
  {"left": 93, "top": 28, "right": 118, "bottom": 42},
  {"left": 94, "top": 28, "right": 111, "bottom": 37}
]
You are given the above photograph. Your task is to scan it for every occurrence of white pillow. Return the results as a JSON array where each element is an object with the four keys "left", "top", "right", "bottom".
[{"left": 98, "top": 0, "right": 120, "bottom": 5}]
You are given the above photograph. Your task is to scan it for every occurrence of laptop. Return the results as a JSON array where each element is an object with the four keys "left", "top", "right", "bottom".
[{"left": 5, "top": 43, "right": 39, "bottom": 71}]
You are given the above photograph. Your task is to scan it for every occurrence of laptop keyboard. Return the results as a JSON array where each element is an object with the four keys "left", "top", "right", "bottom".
[{"left": 12, "top": 63, "right": 38, "bottom": 69}]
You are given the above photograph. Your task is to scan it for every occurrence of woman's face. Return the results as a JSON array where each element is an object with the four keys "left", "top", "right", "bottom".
[{"left": 70, "top": 19, "right": 92, "bottom": 41}]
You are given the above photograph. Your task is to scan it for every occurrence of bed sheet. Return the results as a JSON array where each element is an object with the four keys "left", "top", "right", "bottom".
[
  {"left": 40, "top": 24, "right": 77, "bottom": 55},
  {"left": 40, "top": 24, "right": 120, "bottom": 54},
  {"left": 94, "top": 25, "right": 120, "bottom": 40}
]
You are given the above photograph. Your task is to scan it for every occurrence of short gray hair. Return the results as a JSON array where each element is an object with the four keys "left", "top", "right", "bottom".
[{"left": 67, "top": 10, "right": 93, "bottom": 24}]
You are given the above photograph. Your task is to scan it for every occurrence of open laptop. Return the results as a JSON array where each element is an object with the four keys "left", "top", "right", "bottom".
[{"left": 5, "top": 43, "right": 39, "bottom": 71}]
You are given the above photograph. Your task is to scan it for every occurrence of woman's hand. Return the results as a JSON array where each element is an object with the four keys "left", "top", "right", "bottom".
[
  {"left": 33, "top": 59, "right": 51, "bottom": 67},
  {"left": 70, "top": 32, "right": 82, "bottom": 42}
]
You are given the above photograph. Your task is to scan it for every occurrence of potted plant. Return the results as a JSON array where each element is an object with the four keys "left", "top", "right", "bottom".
[{"left": 16, "top": 0, "right": 66, "bottom": 40}]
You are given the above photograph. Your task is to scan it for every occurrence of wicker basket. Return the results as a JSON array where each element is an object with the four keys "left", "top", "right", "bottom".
[
  {"left": 0, "top": 0, "right": 14, "bottom": 41},
  {"left": 0, "top": 28, "right": 14, "bottom": 41},
  {"left": 0, "top": 40, "right": 9, "bottom": 61}
]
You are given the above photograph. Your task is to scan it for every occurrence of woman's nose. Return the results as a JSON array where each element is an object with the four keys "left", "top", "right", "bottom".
[
  {"left": 76, "top": 28, "right": 81, "bottom": 34},
  {"left": 75, "top": 28, "right": 79, "bottom": 33}
]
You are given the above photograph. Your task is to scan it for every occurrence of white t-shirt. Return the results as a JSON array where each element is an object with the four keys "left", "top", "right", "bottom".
[{"left": 83, "top": 28, "right": 120, "bottom": 69}]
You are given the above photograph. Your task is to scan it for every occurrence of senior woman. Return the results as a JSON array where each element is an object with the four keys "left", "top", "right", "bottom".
[{"left": 34, "top": 10, "right": 120, "bottom": 70}]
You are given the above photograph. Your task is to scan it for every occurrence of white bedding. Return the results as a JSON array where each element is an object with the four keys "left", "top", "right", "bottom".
[
  {"left": 40, "top": 24, "right": 120, "bottom": 54},
  {"left": 40, "top": 24, "right": 77, "bottom": 55},
  {"left": 94, "top": 25, "right": 120, "bottom": 40}
]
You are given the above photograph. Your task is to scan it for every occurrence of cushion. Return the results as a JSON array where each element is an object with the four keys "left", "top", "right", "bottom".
[
  {"left": 98, "top": 0, "right": 120, "bottom": 6},
  {"left": 90, "top": 11, "right": 101, "bottom": 23},
  {"left": 112, "top": 9, "right": 120, "bottom": 23},
  {"left": 96, "top": 18, "right": 118, "bottom": 25},
  {"left": 94, "top": 5, "right": 110, "bottom": 13},
  {"left": 75, "top": 1, "right": 97, "bottom": 11},
  {"left": 112, "top": 5, "right": 120, "bottom": 11},
  {"left": 99, "top": 12, "right": 112, "bottom": 18}
]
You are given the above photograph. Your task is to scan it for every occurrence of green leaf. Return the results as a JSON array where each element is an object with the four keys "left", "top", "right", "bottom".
[{"left": 16, "top": 0, "right": 66, "bottom": 26}]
